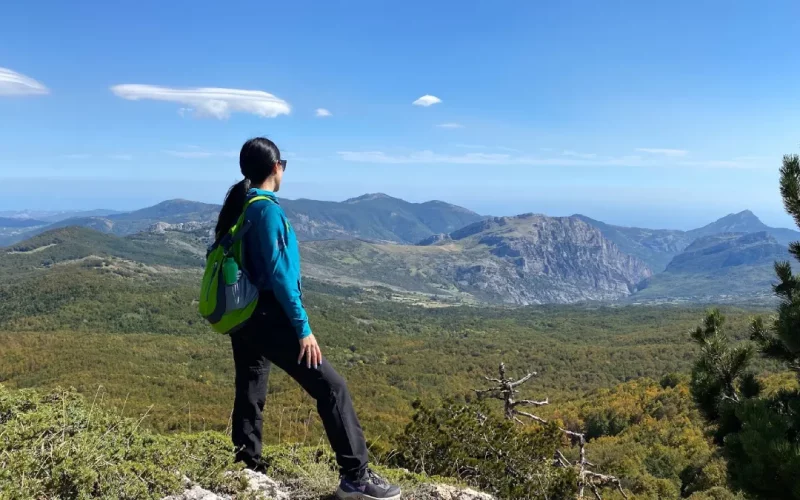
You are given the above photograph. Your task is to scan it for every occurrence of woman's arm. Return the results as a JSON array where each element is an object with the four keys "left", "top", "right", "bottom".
[{"left": 255, "top": 203, "right": 312, "bottom": 339}]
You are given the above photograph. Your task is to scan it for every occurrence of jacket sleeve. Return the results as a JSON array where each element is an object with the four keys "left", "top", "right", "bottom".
[{"left": 255, "top": 204, "right": 312, "bottom": 339}]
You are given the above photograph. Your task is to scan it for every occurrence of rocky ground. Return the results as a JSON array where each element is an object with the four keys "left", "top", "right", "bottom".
[{"left": 163, "top": 469, "right": 495, "bottom": 500}]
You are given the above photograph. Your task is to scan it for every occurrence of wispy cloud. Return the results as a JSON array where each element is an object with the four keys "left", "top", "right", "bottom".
[
  {"left": 111, "top": 84, "right": 291, "bottom": 119},
  {"left": 562, "top": 150, "right": 597, "bottom": 159},
  {"left": 412, "top": 95, "right": 442, "bottom": 107},
  {"left": 733, "top": 155, "right": 772, "bottom": 162},
  {"left": 166, "top": 148, "right": 237, "bottom": 159},
  {"left": 315, "top": 108, "right": 332, "bottom": 117},
  {"left": 635, "top": 148, "right": 688, "bottom": 157},
  {"left": 0, "top": 67, "right": 49, "bottom": 96},
  {"left": 337, "top": 150, "right": 766, "bottom": 169},
  {"left": 338, "top": 151, "right": 515, "bottom": 165},
  {"left": 437, "top": 122, "right": 463, "bottom": 129}
]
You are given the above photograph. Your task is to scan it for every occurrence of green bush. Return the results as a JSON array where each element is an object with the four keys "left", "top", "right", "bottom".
[
  {"left": 390, "top": 398, "right": 575, "bottom": 499},
  {"left": 0, "top": 385, "right": 248, "bottom": 499}
]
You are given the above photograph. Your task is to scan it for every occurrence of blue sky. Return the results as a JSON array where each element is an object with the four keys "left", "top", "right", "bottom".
[{"left": 1, "top": 0, "right": 799, "bottom": 229}]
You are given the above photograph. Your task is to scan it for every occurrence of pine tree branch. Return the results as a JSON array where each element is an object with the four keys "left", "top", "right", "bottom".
[{"left": 780, "top": 154, "right": 800, "bottom": 229}]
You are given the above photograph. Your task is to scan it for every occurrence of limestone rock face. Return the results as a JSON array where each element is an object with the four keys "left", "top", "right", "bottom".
[
  {"left": 162, "top": 470, "right": 290, "bottom": 500},
  {"left": 161, "top": 472, "right": 496, "bottom": 500},
  {"left": 414, "top": 483, "right": 496, "bottom": 500}
]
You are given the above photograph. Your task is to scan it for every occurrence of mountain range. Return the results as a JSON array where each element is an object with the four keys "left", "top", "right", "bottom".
[
  {"left": 2, "top": 194, "right": 797, "bottom": 305},
  {"left": 575, "top": 210, "right": 800, "bottom": 272},
  {"left": 1, "top": 194, "right": 484, "bottom": 246}
]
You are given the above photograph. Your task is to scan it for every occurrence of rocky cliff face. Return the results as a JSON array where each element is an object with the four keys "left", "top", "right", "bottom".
[
  {"left": 302, "top": 214, "right": 653, "bottom": 305},
  {"left": 445, "top": 215, "right": 652, "bottom": 304}
]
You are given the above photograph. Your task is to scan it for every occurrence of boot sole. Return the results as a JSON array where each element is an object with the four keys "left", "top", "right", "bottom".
[{"left": 336, "top": 487, "right": 401, "bottom": 500}]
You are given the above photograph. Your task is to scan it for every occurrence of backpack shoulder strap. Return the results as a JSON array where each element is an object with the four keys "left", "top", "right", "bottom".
[
  {"left": 232, "top": 196, "right": 273, "bottom": 233},
  {"left": 212, "top": 196, "right": 275, "bottom": 253}
]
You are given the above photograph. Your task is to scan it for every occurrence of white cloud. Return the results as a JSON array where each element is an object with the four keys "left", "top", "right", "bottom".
[
  {"left": 109, "top": 154, "right": 133, "bottom": 161},
  {"left": 338, "top": 151, "right": 513, "bottom": 164},
  {"left": 733, "top": 155, "right": 772, "bottom": 162},
  {"left": 167, "top": 150, "right": 212, "bottom": 159},
  {"left": 412, "top": 95, "right": 442, "bottom": 107},
  {"left": 315, "top": 108, "right": 332, "bottom": 117},
  {"left": 678, "top": 160, "right": 742, "bottom": 168},
  {"left": 437, "top": 122, "right": 463, "bottom": 129},
  {"left": 562, "top": 150, "right": 598, "bottom": 159},
  {"left": 166, "top": 149, "right": 237, "bottom": 159},
  {"left": 110, "top": 84, "right": 291, "bottom": 119},
  {"left": 0, "top": 67, "right": 49, "bottom": 96},
  {"left": 337, "top": 150, "right": 767, "bottom": 169},
  {"left": 635, "top": 148, "right": 688, "bottom": 157}
]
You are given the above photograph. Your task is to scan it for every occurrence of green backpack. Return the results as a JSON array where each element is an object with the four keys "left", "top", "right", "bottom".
[{"left": 199, "top": 195, "right": 270, "bottom": 334}]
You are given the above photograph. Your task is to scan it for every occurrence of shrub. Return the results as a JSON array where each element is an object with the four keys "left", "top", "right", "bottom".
[
  {"left": 390, "top": 398, "right": 575, "bottom": 499},
  {"left": 0, "top": 385, "right": 248, "bottom": 499}
]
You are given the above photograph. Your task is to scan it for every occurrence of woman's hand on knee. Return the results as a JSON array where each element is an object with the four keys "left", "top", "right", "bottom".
[{"left": 298, "top": 334, "right": 322, "bottom": 369}]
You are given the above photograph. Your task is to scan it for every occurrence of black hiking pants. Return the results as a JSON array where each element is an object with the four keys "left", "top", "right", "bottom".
[{"left": 230, "top": 297, "right": 369, "bottom": 477}]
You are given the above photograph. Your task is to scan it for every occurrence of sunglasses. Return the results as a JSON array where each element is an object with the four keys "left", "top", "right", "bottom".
[{"left": 279, "top": 159, "right": 287, "bottom": 171}]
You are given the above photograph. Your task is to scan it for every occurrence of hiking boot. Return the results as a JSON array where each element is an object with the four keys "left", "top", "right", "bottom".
[
  {"left": 236, "top": 454, "right": 271, "bottom": 474},
  {"left": 336, "top": 468, "right": 401, "bottom": 500}
]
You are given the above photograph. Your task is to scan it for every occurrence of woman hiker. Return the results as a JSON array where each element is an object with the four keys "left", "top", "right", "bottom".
[{"left": 214, "top": 137, "right": 401, "bottom": 500}]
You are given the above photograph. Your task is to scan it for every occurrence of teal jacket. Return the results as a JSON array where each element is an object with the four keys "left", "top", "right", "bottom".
[{"left": 243, "top": 188, "right": 311, "bottom": 339}]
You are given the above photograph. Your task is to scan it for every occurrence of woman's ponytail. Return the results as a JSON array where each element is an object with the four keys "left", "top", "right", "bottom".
[
  {"left": 215, "top": 137, "right": 281, "bottom": 240},
  {"left": 215, "top": 178, "right": 251, "bottom": 239}
]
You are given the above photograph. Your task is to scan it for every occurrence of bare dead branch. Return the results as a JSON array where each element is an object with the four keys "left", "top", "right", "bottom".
[
  {"left": 555, "top": 450, "right": 572, "bottom": 467},
  {"left": 515, "top": 398, "right": 549, "bottom": 406},
  {"left": 476, "top": 361, "right": 629, "bottom": 500},
  {"left": 510, "top": 372, "right": 536, "bottom": 387},
  {"left": 515, "top": 410, "right": 548, "bottom": 424}
]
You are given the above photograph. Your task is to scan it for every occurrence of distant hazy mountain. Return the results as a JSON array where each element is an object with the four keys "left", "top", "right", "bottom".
[
  {"left": 685, "top": 210, "right": 800, "bottom": 245},
  {"left": 666, "top": 232, "right": 789, "bottom": 273},
  {"left": 282, "top": 193, "right": 484, "bottom": 243},
  {"left": 303, "top": 214, "right": 651, "bottom": 304},
  {"left": 39, "top": 209, "right": 123, "bottom": 223},
  {"left": 577, "top": 210, "right": 800, "bottom": 272},
  {"left": 8, "top": 194, "right": 484, "bottom": 246},
  {"left": 0, "top": 209, "right": 121, "bottom": 223},
  {"left": 0, "top": 217, "right": 47, "bottom": 228},
  {"left": 1, "top": 226, "right": 202, "bottom": 279},
  {"left": 43, "top": 200, "right": 221, "bottom": 236},
  {"left": 632, "top": 231, "right": 788, "bottom": 302}
]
